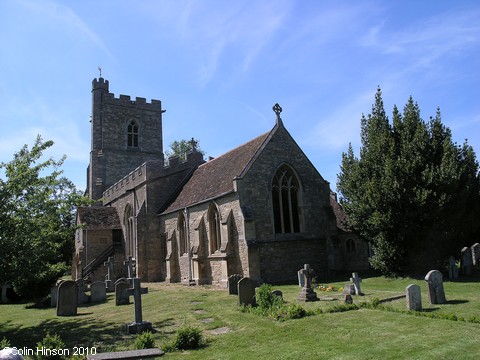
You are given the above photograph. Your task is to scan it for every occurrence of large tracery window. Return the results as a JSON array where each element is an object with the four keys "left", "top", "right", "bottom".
[
  {"left": 127, "top": 120, "right": 139, "bottom": 148},
  {"left": 272, "top": 165, "right": 301, "bottom": 234}
]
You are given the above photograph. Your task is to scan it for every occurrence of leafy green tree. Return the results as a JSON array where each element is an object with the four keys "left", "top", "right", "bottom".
[
  {"left": 164, "top": 138, "right": 205, "bottom": 161},
  {"left": 337, "top": 88, "right": 480, "bottom": 276},
  {"left": 0, "top": 136, "right": 89, "bottom": 303}
]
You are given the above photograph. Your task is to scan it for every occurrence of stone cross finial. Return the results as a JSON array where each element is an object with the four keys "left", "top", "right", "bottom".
[
  {"left": 98, "top": 66, "right": 102, "bottom": 78},
  {"left": 273, "top": 103, "right": 283, "bottom": 125}
]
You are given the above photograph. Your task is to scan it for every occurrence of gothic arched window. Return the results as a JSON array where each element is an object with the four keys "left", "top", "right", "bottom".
[
  {"left": 272, "top": 165, "right": 301, "bottom": 234},
  {"left": 127, "top": 120, "right": 139, "bottom": 148},
  {"left": 178, "top": 212, "right": 187, "bottom": 255},
  {"left": 208, "top": 204, "right": 221, "bottom": 254}
]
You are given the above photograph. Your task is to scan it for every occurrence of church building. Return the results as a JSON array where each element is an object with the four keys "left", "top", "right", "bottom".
[{"left": 72, "top": 78, "right": 369, "bottom": 285}]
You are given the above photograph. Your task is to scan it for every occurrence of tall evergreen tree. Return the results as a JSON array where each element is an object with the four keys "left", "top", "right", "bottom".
[{"left": 337, "top": 89, "right": 480, "bottom": 276}]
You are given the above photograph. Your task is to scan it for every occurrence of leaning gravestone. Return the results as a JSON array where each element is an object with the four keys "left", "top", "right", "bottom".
[
  {"left": 342, "top": 284, "right": 356, "bottom": 295},
  {"left": 228, "top": 274, "right": 243, "bottom": 295},
  {"left": 406, "top": 284, "right": 422, "bottom": 311},
  {"left": 91, "top": 281, "right": 107, "bottom": 303},
  {"left": 115, "top": 279, "right": 130, "bottom": 305},
  {"left": 238, "top": 277, "right": 256, "bottom": 307},
  {"left": 57, "top": 280, "right": 78, "bottom": 316},
  {"left": 448, "top": 256, "right": 458, "bottom": 280},
  {"left": 424, "top": 270, "right": 446, "bottom": 304},
  {"left": 461, "top": 247, "right": 473, "bottom": 275},
  {"left": 471, "top": 243, "right": 480, "bottom": 269},
  {"left": 297, "top": 269, "right": 305, "bottom": 288}
]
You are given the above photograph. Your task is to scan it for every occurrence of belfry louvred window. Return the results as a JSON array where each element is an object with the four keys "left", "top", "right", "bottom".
[
  {"left": 127, "top": 120, "right": 139, "bottom": 147},
  {"left": 272, "top": 165, "right": 301, "bottom": 234}
]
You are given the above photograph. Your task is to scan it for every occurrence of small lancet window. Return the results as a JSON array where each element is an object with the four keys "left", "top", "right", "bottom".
[
  {"left": 178, "top": 212, "right": 187, "bottom": 255},
  {"left": 208, "top": 204, "right": 221, "bottom": 253},
  {"left": 127, "top": 120, "right": 139, "bottom": 148},
  {"left": 272, "top": 165, "right": 301, "bottom": 234}
]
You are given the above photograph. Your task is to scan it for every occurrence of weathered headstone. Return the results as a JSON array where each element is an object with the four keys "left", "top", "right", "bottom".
[
  {"left": 271, "top": 289, "right": 283, "bottom": 300},
  {"left": 124, "top": 256, "right": 136, "bottom": 279},
  {"left": 471, "top": 243, "right": 480, "bottom": 268},
  {"left": 298, "top": 264, "right": 318, "bottom": 302},
  {"left": 424, "top": 270, "right": 446, "bottom": 304},
  {"left": 297, "top": 269, "right": 305, "bottom": 288},
  {"left": 461, "top": 247, "right": 473, "bottom": 275},
  {"left": 237, "top": 277, "right": 256, "bottom": 307},
  {"left": 126, "top": 278, "right": 152, "bottom": 334},
  {"left": 57, "top": 280, "right": 78, "bottom": 316},
  {"left": 344, "top": 294, "right": 353, "bottom": 304},
  {"left": 91, "top": 281, "right": 107, "bottom": 303},
  {"left": 448, "top": 256, "right": 458, "bottom": 280},
  {"left": 76, "top": 279, "right": 90, "bottom": 304},
  {"left": 50, "top": 279, "right": 65, "bottom": 307},
  {"left": 350, "top": 272, "right": 363, "bottom": 295},
  {"left": 104, "top": 256, "right": 115, "bottom": 292},
  {"left": 1, "top": 283, "right": 11, "bottom": 304},
  {"left": 406, "top": 284, "right": 422, "bottom": 311},
  {"left": 228, "top": 274, "right": 243, "bottom": 295},
  {"left": 342, "top": 284, "right": 356, "bottom": 295},
  {"left": 115, "top": 279, "right": 130, "bottom": 306}
]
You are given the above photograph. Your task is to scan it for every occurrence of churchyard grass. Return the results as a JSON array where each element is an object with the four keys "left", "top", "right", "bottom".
[{"left": 2, "top": 275, "right": 480, "bottom": 359}]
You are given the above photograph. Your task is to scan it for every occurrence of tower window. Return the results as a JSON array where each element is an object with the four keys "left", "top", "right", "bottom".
[
  {"left": 272, "top": 165, "right": 302, "bottom": 234},
  {"left": 127, "top": 121, "right": 139, "bottom": 147}
]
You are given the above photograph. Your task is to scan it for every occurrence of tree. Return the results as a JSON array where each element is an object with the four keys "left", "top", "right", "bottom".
[
  {"left": 0, "top": 136, "right": 89, "bottom": 303},
  {"left": 337, "top": 88, "right": 480, "bottom": 276},
  {"left": 164, "top": 138, "right": 205, "bottom": 161}
]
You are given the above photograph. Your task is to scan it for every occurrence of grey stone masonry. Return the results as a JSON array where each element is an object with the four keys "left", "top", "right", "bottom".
[
  {"left": 406, "top": 284, "right": 422, "bottom": 311},
  {"left": 424, "top": 270, "right": 446, "bottom": 305},
  {"left": 124, "top": 256, "right": 136, "bottom": 279},
  {"left": 115, "top": 279, "right": 130, "bottom": 306},
  {"left": 91, "top": 281, "right": 107, "bottom": 303}
]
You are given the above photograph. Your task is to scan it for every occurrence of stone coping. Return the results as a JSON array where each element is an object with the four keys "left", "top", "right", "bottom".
[{"left": 86, "top": 348, "right": 164, "bottom": 360}]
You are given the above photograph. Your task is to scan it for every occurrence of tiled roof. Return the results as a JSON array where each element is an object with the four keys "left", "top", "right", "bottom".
[
  {"left": 329, "top": 193, "right": 352, "bottom": 232},
  {"left": 77, "top": 206, "right": 121, "bottom": 230},
  {"left": 162, "top": 130, "right": 272, "bottom": 213}
]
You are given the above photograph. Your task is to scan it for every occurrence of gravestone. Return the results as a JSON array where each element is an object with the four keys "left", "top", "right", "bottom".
[
  {"left": 115, "top": 279, "right": 130, "bottom": 306},
  {"left": 344, "top": 294, "right": 353, "bottom": 304},
  {"left": 471, "top": 243, "right": 480, "bottom": 268},
  {"left": 228, "top": 274, "right": 243, "bottom": 295},
  {"left": 91, "top": 281, "right": 107, "bottom": 303},
  {"left": 1, "top": 283, "right": 11, "bottom": 304},
  {"left": 126, "top": 278, "right": 152, "bottom": 334},
  {"left": 350, "top": 272, "right": 363, "bottom": 295},
  {"left": 50, "top": 279, "right": 65, "bottom": 307},
  {"left": 448, "top": 256, "right": 458, "bottom": 280},
  {"left": 342, "top": 284, "right": 356, "bottom": 295},
  {"left": 297, "top": 270, "right": 305, "bottom": 288},
  {"left": 424, "top": 270, "right": 446, "bottom": 304},
  {"left": 272, "top": 290, "right": 283, "bottom": 300},
  {"left": 124, "top": 256, "right": 136, "bottom": 279},
  {"left": 104, "top": 256, "right": 115, "bottom": 292},
  {"left": 57, "top": 280, "right": 78, "bottom": 316},
  {"left": 237, "top": 277, "right": 256, "bottom": 307},
  {"left": 461, "top": 247, "right": 473, "bottom": 275},
  {"left": 298, "top": 264, "right": 318, "bottom": 302},
  {"left": 76, "top": 279, "right": 90, "bottom": 304},
  {"left": 406, "top": 284, "right": 422, "bottom": 311}
]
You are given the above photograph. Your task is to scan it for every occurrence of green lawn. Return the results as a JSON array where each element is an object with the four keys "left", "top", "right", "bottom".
[{"left": 1, "top": 274, "right": 480, "bottom": 359}]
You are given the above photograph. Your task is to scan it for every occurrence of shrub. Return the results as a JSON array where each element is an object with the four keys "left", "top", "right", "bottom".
[
  {"left": 35, "top": 333, "right": 65, "bottom": 360},
  {"left": 172, "top": 326, "right": 203, "bottom": 350},
  {"left": 134, "top": 331, "right": 155, "bottom": 349},
  {"left": 1, "top": 337, "right": 11, "bottom": 349},
  {"left": 255, "top": 284, "right": 283, "bottom": 311},
  {"left": 272, "top": 303, "right": 307, "bottom": 321}
]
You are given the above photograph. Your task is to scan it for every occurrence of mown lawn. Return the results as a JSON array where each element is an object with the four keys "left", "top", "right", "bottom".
[{"left": 1, "top": 273, "right": 480, "bottom": 359}]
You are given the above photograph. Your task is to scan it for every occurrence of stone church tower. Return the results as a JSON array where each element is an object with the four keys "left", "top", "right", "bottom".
[{"left": 88, "top": 77, "right": 165, "bottom": 202}]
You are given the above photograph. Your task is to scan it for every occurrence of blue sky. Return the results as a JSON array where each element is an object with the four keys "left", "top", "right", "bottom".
[{"left": 1, "top": 0, "right": 479, "bottom": 192}]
